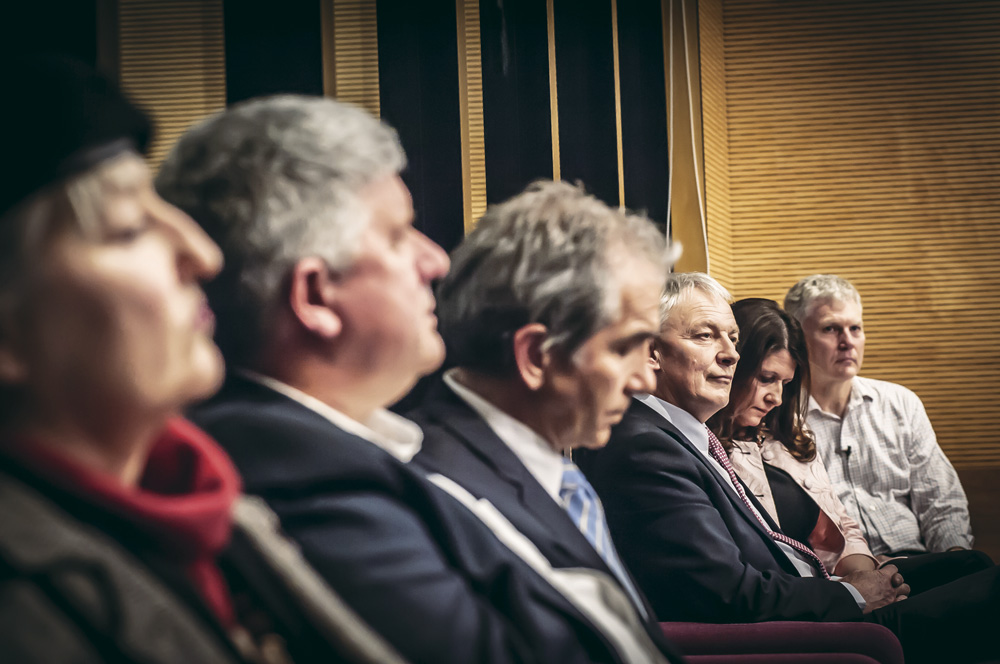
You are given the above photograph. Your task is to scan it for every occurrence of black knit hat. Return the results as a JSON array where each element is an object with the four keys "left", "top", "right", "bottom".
[{"left": 0, "top": 55, "right": 152, "bottom": 218}]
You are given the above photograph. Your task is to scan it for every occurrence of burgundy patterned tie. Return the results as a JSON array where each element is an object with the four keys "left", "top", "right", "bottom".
[{"left": 705, "top": 426, "right": 832, "bottom": 580}]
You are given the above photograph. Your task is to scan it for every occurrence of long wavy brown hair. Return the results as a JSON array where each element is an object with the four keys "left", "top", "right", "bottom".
[{"left": 707, "top": 298, "right": 816, "bottom": 461}]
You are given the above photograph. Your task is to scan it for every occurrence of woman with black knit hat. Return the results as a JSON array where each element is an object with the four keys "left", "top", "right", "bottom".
[{"left": 0, "top": 56, "right": 404, "bottom": 664}]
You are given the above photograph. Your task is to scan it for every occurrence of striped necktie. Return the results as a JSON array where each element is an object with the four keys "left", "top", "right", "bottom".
[
  {"left": 559, "top": 458, "right": 648, "bottom": 613},
  {"left": 705, "top": 427, "right": 831, "bottom": 580}
]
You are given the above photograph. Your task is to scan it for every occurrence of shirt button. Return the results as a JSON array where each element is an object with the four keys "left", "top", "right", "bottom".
[{"left": 761, "top": 449, "right": 775, "bottom": 461}]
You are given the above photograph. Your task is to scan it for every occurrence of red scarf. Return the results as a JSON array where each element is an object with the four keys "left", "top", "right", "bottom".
[{"left": 2, "top": 417, "right": 241, "bottom": 626}]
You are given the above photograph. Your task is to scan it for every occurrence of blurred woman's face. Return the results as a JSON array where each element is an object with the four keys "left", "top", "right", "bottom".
[
  {"left": 733, "top": 349, "right": 796, "bottom": 429},
  {"left": 10, "top": 154, "right": 224, "bottom": 428}
]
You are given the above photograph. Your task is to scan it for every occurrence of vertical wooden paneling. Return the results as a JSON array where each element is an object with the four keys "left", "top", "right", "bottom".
[
  {"left": 118, "top": 0, "right": 226, "bottom": 168},
  {"left": 713, "top": 0, "right": 1000, "bottom": 467},
  {"left": 456, "top": 0, "right": 487, "bottom": 232},
  {"left": 664, "top": 0, "right": 709, "bottom": 273},
  {"left": 698, "top": 0, "right": 733, "bottom": 290},
  {"left": 546, "top": 0, "right": 561, "bottom": 181},
  {"left": 322, "top": 0, "right": 381, "bottom": 117},
  {"left": 611, "top": 0, "right": 625, "bottom": 207}
]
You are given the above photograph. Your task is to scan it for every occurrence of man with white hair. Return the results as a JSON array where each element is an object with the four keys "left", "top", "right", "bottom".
[{"left": 784, "top": 275, "right": 974, "bottom": 559}]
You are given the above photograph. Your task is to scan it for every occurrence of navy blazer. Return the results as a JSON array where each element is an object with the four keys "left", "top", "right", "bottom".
[
  {"left": 409, "top": 381, "right": 684, "bottom": 662},
  {"left": 575, "top": 399, "right": 862, "bottom": 624},
  {"left": 191, "top": 375, "right": 630, "bottom": 664}
]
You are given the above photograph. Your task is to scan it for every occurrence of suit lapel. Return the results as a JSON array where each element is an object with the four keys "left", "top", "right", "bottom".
[
  {"left": 420, "top": 384, "right": 612, "bottom": 574},
  {"left": 630, "top": 401, "right": 796, "bottom": 571}
]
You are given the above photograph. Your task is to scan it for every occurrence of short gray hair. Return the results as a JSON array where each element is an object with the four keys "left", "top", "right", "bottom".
[
  {"left": 155, "top": 95, "right": 406, "bottom": 366},
  {"left": 661, "top": 272, "right": 732, "bottom": 326},
  {"left": 437, "top": 180, "right": 670, "bottom": 375},
  {"left": 783, "top": 274, "right": 862, "bottom": 323}
]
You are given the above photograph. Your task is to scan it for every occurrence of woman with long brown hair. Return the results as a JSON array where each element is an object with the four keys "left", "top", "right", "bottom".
[{"left": 708, "top": 298, "right": 878, "bottom": 575}]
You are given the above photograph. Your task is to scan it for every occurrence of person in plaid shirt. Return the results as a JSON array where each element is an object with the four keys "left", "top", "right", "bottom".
[{"left": 785, "top": 274, "right": 974, "bottom": 558}]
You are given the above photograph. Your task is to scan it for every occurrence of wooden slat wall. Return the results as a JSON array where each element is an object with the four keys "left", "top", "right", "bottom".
[
  {"left": 664, "top": 0, "right": 710, "bottom": 273},
  {"left": 456, "top": 0, "right": 487, "bottom": 232},
  {"left": 701, "top": 0, "right": 1000, "bottom": 467},
  {"left": 322, "top": 0, "right": 380, "bottom": 117},
  {"left": 698, "top": 0, "right": 733, "bottom": 291},
  {"left": 117, "top": 0, "right": 226, "bottom": 168}
]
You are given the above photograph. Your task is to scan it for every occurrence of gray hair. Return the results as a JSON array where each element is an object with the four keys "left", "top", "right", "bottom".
[
  {"left": 661, "top": 272, "right": 733, "bottom": 326},
  {"left": 437, "top": 180, "right": 671, "bottom": 375},
  {"left": 783, "top": 274, "right": 862, "bottom": 323},
  {"left": 155, "top": 95, "right": 406, "bottom": 366}
]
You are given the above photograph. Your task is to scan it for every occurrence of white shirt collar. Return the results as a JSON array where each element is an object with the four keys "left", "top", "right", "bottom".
[
  {"left": 636, "top": 395, "right": 825, "bottom": 580},
  {"left": 806, "top": 377, "right": 872, "bottom": 420},
  {"left": 238, "top": 369, "right": 423, "bottom": 462},
  {"left": 634, "top": 393, "right": 710, "bottom": 454},
  {"left": 443, "top": 369, "right": 565, "bottom": 501}
]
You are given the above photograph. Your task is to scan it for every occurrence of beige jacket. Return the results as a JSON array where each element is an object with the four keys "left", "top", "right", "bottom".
[{"left": 729, "top": 438, "right": 878, "bottom": 574}]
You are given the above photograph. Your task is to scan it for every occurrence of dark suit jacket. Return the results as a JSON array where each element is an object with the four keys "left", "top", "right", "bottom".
[
  {"left": 574, "top": 399, "right": 862, "bottom": 624},
  {"left": 409, "top": 381, "right": 683, "bottom": 662},
  {"left": 191, "top": 375, "right": 628, "bottom": 664}
]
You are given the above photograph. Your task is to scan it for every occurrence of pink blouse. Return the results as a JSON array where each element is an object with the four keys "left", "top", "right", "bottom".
[{"left": 728, "top": 438, "right": 877, "bottom": 574}]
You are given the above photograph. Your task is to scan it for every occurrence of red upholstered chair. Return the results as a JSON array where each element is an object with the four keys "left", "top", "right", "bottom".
[
  {"left": 661, "top": 621, "right": 904, "bottom": 664},
  {"left": 688, "top": 655, "right": 882, "bottom": 664}
]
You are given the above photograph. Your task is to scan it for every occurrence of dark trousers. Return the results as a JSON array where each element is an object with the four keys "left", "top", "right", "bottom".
[
  {"left": 891, "top": 549, "right": 995, "bottom": 596},
  {"left": 864, "top": 563, "right": 1000, "bottom": 664}
]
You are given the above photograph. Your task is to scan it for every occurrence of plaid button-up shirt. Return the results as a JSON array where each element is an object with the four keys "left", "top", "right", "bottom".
[{"left": 807, "top": 376, "right": 973, "bottom": 556}]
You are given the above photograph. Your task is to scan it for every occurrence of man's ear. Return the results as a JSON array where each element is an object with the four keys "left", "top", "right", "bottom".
[
  {"left": 288, "top": 257, "right": 342, "bottom": 340},
  {"left": 648, "top": 343, "right": 662, "bottom": 372},
  {"left": 512, "top": 323, "right": 550, "bottom": 391}
]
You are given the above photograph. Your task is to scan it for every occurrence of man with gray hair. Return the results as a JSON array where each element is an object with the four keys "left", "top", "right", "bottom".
[
  {"left": 409, "top": 181, "right": 682, "bottom": 661},
  {"left": 785, "top": 274, "right": 974, "bottom": 558},
  {"left": 157, "top": 97, "right": 677, "bottom": 664}
]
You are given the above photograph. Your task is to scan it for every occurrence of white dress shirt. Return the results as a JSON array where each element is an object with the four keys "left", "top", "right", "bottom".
[
  {"left": 444, "top": 370, "right": 649, "bottom": 616},
  {"left": 238, "top": 370, "right": 423, "bottom": 462},
  {"left": 443, "top": 370, "right": 565, "bottom": 500},
  {"left": 635, "top": 394, "right": 865, "bottom": 608},
  {"left": 807, "top": 376, "right": 973, "bottom": 556}
]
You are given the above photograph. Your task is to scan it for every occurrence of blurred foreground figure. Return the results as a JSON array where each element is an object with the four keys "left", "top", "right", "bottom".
[
  {"left": 0, "top": 58, "right": 404, "bottom": 663},
  {"left": 159, "top": 97, "right": 677, "bottom": 663}
]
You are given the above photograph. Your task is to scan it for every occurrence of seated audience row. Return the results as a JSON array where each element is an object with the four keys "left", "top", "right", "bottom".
[
  {"left": 715, "top": 297, "right": 990, "bottom": 592},
  {"left": 156, "top": 92, "right": 681, "bottom": 663},
  {"left": 1, "top": 55, "right": 995, "bottom": 664},
  {"left": 575, "top": 273, "right": 998, "bottom": 664}
]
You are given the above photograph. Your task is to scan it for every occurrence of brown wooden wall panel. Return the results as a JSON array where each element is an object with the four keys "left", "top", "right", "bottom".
[
  {"left": 117, "top": 0, "right": 226, "bottom": 168},
  {"left": 701, "top": 0, "right": 1000, "bottom": 467},
  {"left": 698, "top": 0, "right": 734, "bottom": 291},
  {"left": 323, "top": 0, "right": 381, "bottom": 117},
  {"left": 456, "top": 0, "right": 487, "bottom": 232}
]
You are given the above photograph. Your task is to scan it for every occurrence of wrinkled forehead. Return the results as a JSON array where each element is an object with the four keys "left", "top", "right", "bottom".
[
  {"left": 665, "top": 287, "right": 734, "bottom": 331},
  {"left": 806, "top": 296, "right": 863, "bottom": 324}
]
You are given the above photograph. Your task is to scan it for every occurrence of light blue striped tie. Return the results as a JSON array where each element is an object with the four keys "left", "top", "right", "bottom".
[{"left": 559, "top": 458, "right": 647, "bottom": 616}]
